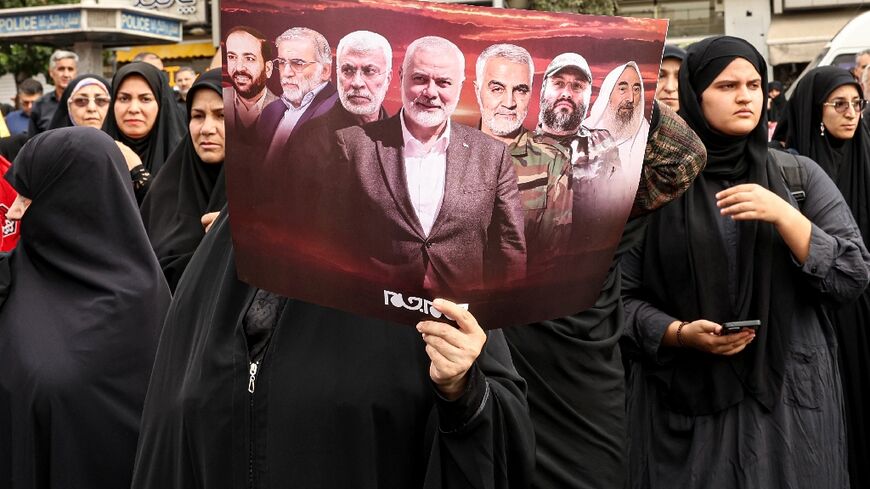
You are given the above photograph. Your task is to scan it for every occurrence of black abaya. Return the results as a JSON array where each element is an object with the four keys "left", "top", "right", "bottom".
[
  {"left": 0, "top": 127, "right": 171, "bottom": 488},
  {"left": 140, "top": 69, "right": 225, "bottom": 292},
  {"left": 773, "top": 65, "right": 870, "bottom": 489},
  {"left": 621, "top": 37, "right": 870, "bottom": 489},
  {"left": 131, "top": 210, "right": 535, "bottom": 489}
]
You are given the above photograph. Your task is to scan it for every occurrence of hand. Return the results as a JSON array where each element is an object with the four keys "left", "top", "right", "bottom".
[
  {"left": 677, "top": 320, "right": 755, "bottom": 356},
  {"left": 417, "top": 299, "right": 487, "bottom": 400},
  {"left": 201, "top": 212, "right": 219, "bottom": 233},
  {"left": 716, "top": 183, "right": 795, "bottom": 225},
  {"left": 114, "top": 141, "right": 144, "bottom": 171}
]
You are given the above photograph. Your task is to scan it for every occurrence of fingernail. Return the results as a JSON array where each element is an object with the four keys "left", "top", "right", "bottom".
[{"left": 416, "top": 324, "right": 423, "bottom": 332}]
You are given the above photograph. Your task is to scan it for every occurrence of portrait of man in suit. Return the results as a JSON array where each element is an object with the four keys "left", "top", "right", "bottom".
[
  {"left": 259, "top": 27, "right": 338, "bottom": 164},
  {"left": 334, "top": 35, "right": 527, "bottom": 300}
]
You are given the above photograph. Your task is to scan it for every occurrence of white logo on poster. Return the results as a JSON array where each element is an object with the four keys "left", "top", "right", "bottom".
[
  {"left": 383, "top": 290, "right": 468, "bottom": 320},
  {"left": 0, "top": 204, "right": 17, "bottom": 238}
]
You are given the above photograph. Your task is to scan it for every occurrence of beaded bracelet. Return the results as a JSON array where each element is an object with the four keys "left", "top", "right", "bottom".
[{"left": 676, "top": 321, "right": 690, "bottom": 347}]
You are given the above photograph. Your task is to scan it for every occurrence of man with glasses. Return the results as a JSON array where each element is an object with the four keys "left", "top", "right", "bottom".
[
  {"left": 224, "top": 26, "right": 278, "bottom": 147},
  {"left": 261, "top": 30, "right": 394, "bottom": 283},
  {"left": 260, "top": 27, "right": 337, "bottom": 164}
]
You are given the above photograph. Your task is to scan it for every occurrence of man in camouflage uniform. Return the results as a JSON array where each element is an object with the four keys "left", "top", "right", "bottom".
[{"left": 474, "top": 44, "right": 574, "bottom": 274}]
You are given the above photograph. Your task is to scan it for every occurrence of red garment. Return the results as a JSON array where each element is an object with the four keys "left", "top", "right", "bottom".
[{"left": 0, "top": 155, "right": 20, "bottom": 251}]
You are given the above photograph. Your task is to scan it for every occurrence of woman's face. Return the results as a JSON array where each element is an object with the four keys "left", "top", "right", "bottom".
[
  {"left": 189, "top": 88, "right": 225, "bottom": 164},
  {"left": 822, "top": 84, "right": 861, "bottom": 140},
  {"left": 700, "top": 57, "right": 764, "bottom": 137},
  {"left": 113, "top": 74, "right": 159, "bottom": 139},
  {"left": 68, "top": 84, "right": 110, "bottom": 129}
]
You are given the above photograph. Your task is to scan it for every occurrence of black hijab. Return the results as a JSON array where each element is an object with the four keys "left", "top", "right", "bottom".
[
  {"left": 775, "top": 66, "right": 870, "bottom": 241},
  {"left": 47, "top": 74, "right": 111, "bottom": 130},
  {"left": 0, "top": 127, "right": 170, "bottom": 487},
  {"left": 102, "top": 62, "right": 186, "bottom": 175},
  {"left": 642, "top": 36, "right": 799, "bottom": 415},
  {"left": 768, "top": 80, "right": 787, "bottom": 123},
  {"left": 140, "top": 69, "right": 226, "bottom": 291}
]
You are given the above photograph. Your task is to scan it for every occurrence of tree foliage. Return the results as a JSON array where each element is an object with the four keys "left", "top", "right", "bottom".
[
  {"left": 0, "top": 0, "right": 73, "bottom": 84},
  {"left": 529, "top": 0, "right": 617, "bottom": 16}
]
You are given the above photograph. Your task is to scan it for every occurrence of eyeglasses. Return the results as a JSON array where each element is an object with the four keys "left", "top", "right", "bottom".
[
  {"left": 69, "top": 96, "right": 110, "bottom": 108},
  {"left": 822, "top": 99, "right": 868, "bottom": 114},
  {"left": 273, "top": 57, "right": 317, "bottom": 73}
]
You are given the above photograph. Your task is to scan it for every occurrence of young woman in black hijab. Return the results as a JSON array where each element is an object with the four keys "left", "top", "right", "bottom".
[
  {"left": 0, "top": 127, "right": 171, "bottom": 488},
  {"left": 130, "top": 218, "right": 534, "bottom": 486},
  {"left": 772, "top": 65, "right": 870, "bottom": 489},
  {"left": 140, "top": 68, "right": 225, "bottom": 292},
  {"left": 621, "top": 36, "right": 870, "bottom": 489},
  {"left": 102, "top": 62, "right": 186, "bottom": 203}
]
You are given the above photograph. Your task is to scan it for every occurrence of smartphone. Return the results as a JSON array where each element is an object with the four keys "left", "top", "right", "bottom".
[{"left": 719, "top": 319, "right": 760, "bottom": 335}]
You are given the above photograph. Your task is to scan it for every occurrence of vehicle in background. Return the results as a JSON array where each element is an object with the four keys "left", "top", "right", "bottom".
[{"left": 786, "top": 10, "right": 870, "bottom": 98}]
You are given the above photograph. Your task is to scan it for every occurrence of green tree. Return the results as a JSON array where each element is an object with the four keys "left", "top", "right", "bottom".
[
  {"left": 0, "top": 0, "right": 74, "bottom": 85},
  {"left": 529, "top": 0, "right": 617, "bottom": 15}
]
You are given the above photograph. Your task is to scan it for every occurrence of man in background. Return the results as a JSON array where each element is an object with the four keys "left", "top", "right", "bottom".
[
  {"left": 29, "top": 50, "right": 77, "bottom": 135},
  {"left": 5, "top": 79, "right": 43, "bottom": 136}
]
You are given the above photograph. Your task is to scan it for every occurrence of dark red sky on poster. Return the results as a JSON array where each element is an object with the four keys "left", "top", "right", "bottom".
[{"left": 222, "top": 0, "right": 668, "bottom": 127}]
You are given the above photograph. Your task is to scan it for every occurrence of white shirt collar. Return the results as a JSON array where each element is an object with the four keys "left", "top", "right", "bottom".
[
  {"left": 400, "top": 109, "right": 451, "bottom": 156},
  {"left": 281, "top": 81, "right": 328, "bottom": 112}
]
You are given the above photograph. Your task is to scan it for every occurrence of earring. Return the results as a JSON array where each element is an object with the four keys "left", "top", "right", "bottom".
[{"left": 820, "top": 122, "right": 825, "bottom": 137}]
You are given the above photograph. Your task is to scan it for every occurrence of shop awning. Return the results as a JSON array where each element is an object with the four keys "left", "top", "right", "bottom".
[
  {"left": 115, "top": 41, "right": 216, "bottom": 62},
  {"left": 767, "top": 10, "right": 854, "bottom": 65}
]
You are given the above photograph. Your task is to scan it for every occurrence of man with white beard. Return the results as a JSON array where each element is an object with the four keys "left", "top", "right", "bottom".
[
  {"left": 334, "top": 36, "right": 526, "bottom": 298},
  {"left": 474, "top": 43, "right": 572, "bottom": 272},
  {"left": 268, "top": 31, "right": 395, "bottom": 264},
  {"left": 586, "top": 62, "right": 649, "bottom": 172},
  {"left": 260, "top": 27, "right": 338, "bottom": 164}
]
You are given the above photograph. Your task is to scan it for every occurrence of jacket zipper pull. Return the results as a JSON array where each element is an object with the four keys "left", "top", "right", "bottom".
[{"left": 248, "top": 362, "right": 259, "bottom": 394}]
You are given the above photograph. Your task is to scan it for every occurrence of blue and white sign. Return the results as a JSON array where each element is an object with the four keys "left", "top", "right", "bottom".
[
  {"left": 0, "top": 11, "right": 81, "bottom": 34},
  {"left": 120, "top": 11, "right": 181, "bottom": 38}
]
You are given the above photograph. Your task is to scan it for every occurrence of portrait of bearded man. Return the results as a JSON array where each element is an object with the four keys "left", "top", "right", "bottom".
[{"left": 586, "top": 61, "right": 649, "bottom": 169}]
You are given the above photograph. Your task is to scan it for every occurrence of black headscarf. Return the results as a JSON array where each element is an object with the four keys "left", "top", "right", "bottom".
[
  {"left": 768, "top": 80, "right": 787, "bottom": 123},
  {"left": 642, "top": 36, "right": 799, "bottom": 415},
  {"left": 774, "top": 66, "right": 870, "bottom": 240},
  {"left": 47, "top": 74, "right": 111, "bottom": 130},
  {"left": 140, "top": 69, "right": 226, "bottom": 291},
  {"left": 102, "top": 62, "right": 186, "bottom": 175},
  {"left": 662, "top": 44, "right": 686, "bottom": 62},
  {"left": 0, "top": 127, "right": 170, "bottom": 486}
]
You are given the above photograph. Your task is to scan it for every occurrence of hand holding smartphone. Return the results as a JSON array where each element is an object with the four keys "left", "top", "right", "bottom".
[{"left": 719, "top": 319, "right": 760, "bottom": 335}]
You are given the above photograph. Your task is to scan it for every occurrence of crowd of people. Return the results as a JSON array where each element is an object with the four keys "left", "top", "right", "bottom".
[{"left": 0, "top": 16, "right": 867, "bottom": 489}]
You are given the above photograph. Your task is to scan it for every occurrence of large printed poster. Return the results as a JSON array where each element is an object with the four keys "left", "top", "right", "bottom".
[{"left": 222, "top": 0, "right": 667, "bottom": 328}]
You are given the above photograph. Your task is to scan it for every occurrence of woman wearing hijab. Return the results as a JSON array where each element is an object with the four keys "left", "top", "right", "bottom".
[
  {"left": 47, "top": 74, "right": 111, "bottom": 130},
  {"left": 140, "top": 69, "right": 225, "bottom": 292},
  {"left": 621, "top": 36, "right": 870, "bottom": 489},
  {"left": 0, "top": 127, "right": 170, "bottom": 488},
  {"left": 771, "top": 65, "right": 870, "bottom": 489},
  {"left": 102, "top": 62, "right": 186, "bottom": 203}
]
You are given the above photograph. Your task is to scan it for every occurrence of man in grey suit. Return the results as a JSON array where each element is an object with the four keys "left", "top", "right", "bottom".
[
  {"left": 224, "top": 25, "right": 278, "bottom": 146},
  {"left": 335, "top": 36, "right": 526, "bottom": 301}
]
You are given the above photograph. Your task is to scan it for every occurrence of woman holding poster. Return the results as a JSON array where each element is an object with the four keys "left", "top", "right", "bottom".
[{"left": 621, "top": 36, "right": 870, "bottom": 488}]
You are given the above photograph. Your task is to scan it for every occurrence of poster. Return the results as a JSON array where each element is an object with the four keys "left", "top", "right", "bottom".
[{"left": 222, "top": 0, "right": 667, "bottom": 328}]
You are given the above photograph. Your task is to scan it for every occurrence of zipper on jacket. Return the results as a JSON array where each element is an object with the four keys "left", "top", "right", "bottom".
[
  {"left": 248, "top": 360, "right": 259, "bottom": 489},
  {"left": 248, "top": 361, "right": 259, "bottom": 394}
]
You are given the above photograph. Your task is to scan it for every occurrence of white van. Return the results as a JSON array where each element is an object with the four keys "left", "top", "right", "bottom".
[{"left": 786, "top": 10, "right": 870, "bottom": 97}]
